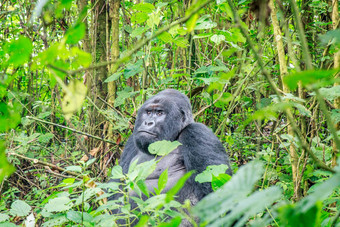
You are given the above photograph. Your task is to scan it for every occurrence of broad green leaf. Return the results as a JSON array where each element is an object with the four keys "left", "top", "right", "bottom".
[
  {"left": 193, "top": 161, "right": 281, "bottom": 226},
  {"left": 174, "top": 37, "right": 189, "bottom": 48},
  {"left": 147, "top": 11, "right": 161, "bottom": 28},
  {"left": 283, "top": 70, "right": 338, "bottom": 90},
  {"left": 319, "top": 29, "right": 340, "bottom": 46},
  {"left": 65, "top": 23, "right": 86, "bottom": 44},
  {"left": 278, "top": 202, "right": 322, "bottom": 227},
  {"left": 62, "top": 80, "right": 87, "bottom": 120},
  {"left": 124, "top": 60, "right": 144, "bottom": 79},
  {"left": 111, "top": 165, "right": 124, "bottom": 179},
  {"left": 195, "top": 164, "right": 230, "bottom": 183},
  {"left": 210, "top": 34, "right": 225, "bottom": 45},
  {"left": 132, "top": 3, "right": 155, "bottom": 13},
  {"left": 44, "top": 197, "right": 73, "bottom": 212},
  {"left": 114, "top": 87, "right": 139, "bottom": 107},
  {"left": 75, "top": 188, "right": 102, "bottom": 205},
  {"left": 105, "top": 72, "right": 122, "bottom": 83},
  {"left": 0, "top": 103, "right": 21, "bottom": 132},
  {"left": 211, "top": 173, "right": 232, "bottom": 191},
  {"left": 5, "top": 36, "right": 32, "bottom": 67},
  {"left": 319, "top": 85, "right": 340, "bottom": 101},
  {"left": 148, "top": 140, "right": 182, "bottom": 156},
  {"left": 0, "top": 213, "right": 9, "bottom": 222},
  {"left": 65, "top": 165, "right": 82, "bottom": 173},
  {"left": 135, "top": 216, "right": 150, "bottom": 227},
  {"left": 131, "top": 12, "right": 149, "bottom": 24},
  {"left": 131, "top": 26, "right": 148, "bottom": 38},
  {"left": 41, "top": 215, "right": 68, "bottom": 227},
  {"left": 10, "top": 200, "right": 31, "bottom": 217},
  {"left": 25, "top": 212, "right": 35, "bottom": 227},
  {"left": 158, "top": 169, "right": 168, "bottom": 193},
  {"left": 0, "top": 141, "right": 15, "bottom": 183},
  {"left": 194, "top": 15, "right": 217, "bottom": 30},
  {"left": 158, "top": 32, "right": 173, "bottom": 43},
  {"left": 137, "top": 179, "right": 150, "bottom": 197}
]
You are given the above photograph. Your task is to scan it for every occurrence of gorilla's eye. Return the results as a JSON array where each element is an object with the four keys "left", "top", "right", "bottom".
[
  {"left": 157, "top": 111, "right": 164, "bottom": 116},
  {"left": 146, "top": 110, "right": 152, "bottom": 115}
]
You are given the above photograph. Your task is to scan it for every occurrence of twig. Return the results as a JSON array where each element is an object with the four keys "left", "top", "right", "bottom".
[{"left": 27, "top": 116, "right": 116, "bottom": 145}]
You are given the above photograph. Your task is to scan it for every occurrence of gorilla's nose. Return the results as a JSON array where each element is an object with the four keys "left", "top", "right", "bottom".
[{"left": 144, "top": 120, "right": 155, "bottom": 127}]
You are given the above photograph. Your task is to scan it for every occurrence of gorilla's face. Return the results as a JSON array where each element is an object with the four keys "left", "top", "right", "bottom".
[{"left": 133, "top": 93, "right": 188, "bottom": 154}]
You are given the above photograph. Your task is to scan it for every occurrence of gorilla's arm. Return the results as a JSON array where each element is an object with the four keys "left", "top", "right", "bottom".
[
  {"left": 178, "top": 123, "right": 232, "bottom": 199},
  {"left": 119, "top": 136, "right": 138, "bottom": 174}
]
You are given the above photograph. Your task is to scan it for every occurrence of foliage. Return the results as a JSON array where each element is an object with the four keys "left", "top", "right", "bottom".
[{"left": 0, "top": 0, "right": 340, "bottom": 226}]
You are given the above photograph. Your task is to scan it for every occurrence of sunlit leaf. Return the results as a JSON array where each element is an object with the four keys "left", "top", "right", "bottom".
[
  {"left": 148, "top": 140, "right": 181, "bottom": 156},
  {"left": 62, "top": 80, "right": 87, "bottom": 120},
  {"left": 5, "top": 36, "right": 32, "bottom": 67},
  {"left": 10, "top": 200, "right": 31, "bottom": 217},
  {"left": 44, "top": 197, "right": 73, "bottom": 212}
]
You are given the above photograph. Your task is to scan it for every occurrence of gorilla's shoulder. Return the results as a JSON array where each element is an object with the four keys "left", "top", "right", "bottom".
[{"left": 179, "top": 123, "right": 220, "bottom": 143}]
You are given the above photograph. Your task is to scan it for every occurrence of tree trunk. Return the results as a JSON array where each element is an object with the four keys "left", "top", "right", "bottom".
[
  {"left": 331, "top": 0, "right": 339, "bottom": 167},
  {"left": 270, "top": 0, "right": 301, "bottom": 200}
]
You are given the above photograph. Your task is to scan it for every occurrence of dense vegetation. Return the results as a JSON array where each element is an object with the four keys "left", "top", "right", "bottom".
[{"left": 0, "top": 0, "right": 339, "bottom": 226}]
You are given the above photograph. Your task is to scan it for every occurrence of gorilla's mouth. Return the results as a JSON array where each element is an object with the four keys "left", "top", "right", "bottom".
[{"left": 138, "top": 130, "right": 157, "bottom": 136}]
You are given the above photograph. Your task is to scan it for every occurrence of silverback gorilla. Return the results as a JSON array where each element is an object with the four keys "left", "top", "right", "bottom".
[{"left": 112, "top": 89, "right": 232, "bottom": 224}]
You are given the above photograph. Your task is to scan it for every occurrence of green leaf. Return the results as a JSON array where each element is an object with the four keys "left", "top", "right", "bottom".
[
  {"left": 193, "top": 161, "right": 281, "bottom": 226},
  {"left": 41, "top": 215, "right": 68, "bottom": 227},
  {"left": 135, "top": 216, "right": 150, "bottom": 227},
  {"left": 0, "top": 141, "right": 15, "bottom": 183},
  {"left": 38, "top": 133, "right": 54, "bottom": 144},
  {"left": 65, "top": 23, "right": 86, "bottom": 44},
  {"left": 158, "top": 32, "right": 173, "bottom": 43},
  {"left": 132, "top": 3, "right": 155, "bottom": 13},
  {"left": 158, "top": 169, "right": 168, "bottom": 193},
  {"left": 174, "top": 37, "right": 189, "bottom": 48},
  {"left": 319, "top": 85, "right": 340, "bottom": 101},
  {"left": 211, "top": 173, "right": 231, "bottom": 191},
  {"left": 158, "top": 216, "right": 182, "bottom": 227},
  {"left": 114, "top": 87, "right": 139, "bottom": 107},
  {"left": 10, "top": 200, "right": 31, "bottom": 217},
  {"left": 194, "top": 16, "right": 217, "bottom": 30},
  {"left": 131, "top": 26, "right": 149, "bottom": 38},
  {"left": 105, "top": 72, "right": 122, "bottom": 83},
  {"left": 148, "top": 140, "right": 182, "bottom": 156},
  {"left": 5, "top": 36, "right": 32, "bottom": 67},
  {"left": 0, "top": 213, "right": 9, "bottom": 222},
  {"left": 62, "top": 80, "right": 87, "bottom": 120},
  {"left": 111, "top": 165, "right": 124, "bottom": 179},
  {"left": 283, "top": 70, "right": 338, "bottom": 90},
  {"left": 137, "top": 179, "right": 150, "bottom": 198},
  {"left": 65, "top": 166, "right": 82, "bottom": 173},
  {"left": 44, "top": 197, "right": 73, "bottom": 212},
  {"left": 195, "top": 164, "right": 230, "bottom": 183},
  {"left": 210, "top": 34, "right": 225, "bottom": 45},
  {"left": 131, "top": 12, "right": 149, "bottom": 24},
  {"left": 166, "top": 171, "right": 192, "bottom": 203}
]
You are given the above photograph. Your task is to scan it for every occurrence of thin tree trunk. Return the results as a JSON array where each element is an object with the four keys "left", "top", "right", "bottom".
[
  {"left": 331, "top": 0, "right": 339, "bottom": 167},
  {"left": 270, "top": 0, "right": 301, "bottom": 200}
]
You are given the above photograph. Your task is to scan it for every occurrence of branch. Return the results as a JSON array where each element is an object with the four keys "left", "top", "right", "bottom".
[
  {"left": 7, "top": 152, "right": 80, "bottom": 178},
  {"left": 27, "top": 116, "right": 116, "bottom": 145}
]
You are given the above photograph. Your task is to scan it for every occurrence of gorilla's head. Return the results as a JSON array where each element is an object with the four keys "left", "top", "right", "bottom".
[{"left": 133, "top": 89, "right": 194, "bottom": 154}]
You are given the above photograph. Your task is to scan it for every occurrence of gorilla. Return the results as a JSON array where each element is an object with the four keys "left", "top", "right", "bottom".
[{"left": 111, "top": 89, "right": 232, "bottom": 224}]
